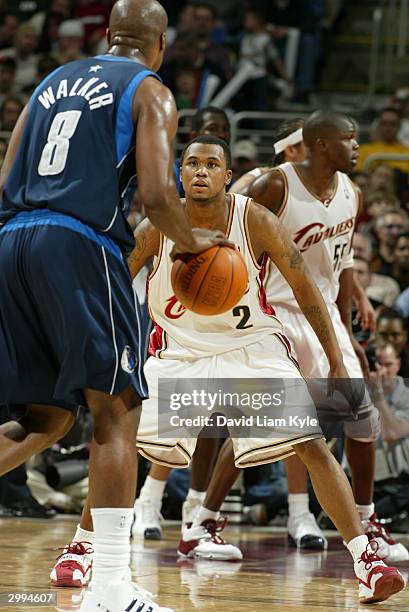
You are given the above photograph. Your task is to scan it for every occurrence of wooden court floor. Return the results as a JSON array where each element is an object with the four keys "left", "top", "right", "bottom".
[{"left": 0, "top": 517, "right": 408, "bottom": 611}]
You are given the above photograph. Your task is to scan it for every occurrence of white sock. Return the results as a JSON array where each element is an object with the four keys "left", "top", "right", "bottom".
[
  {"left": 347, "top": 534, "right": 370, "bottom": 561},
  {"left": 73, "top": 524, "right": 94, "bottom": 545},
  {"left": 356, "top": 503, "right": 374, "bottom": 521},
  {"left": 288, "top": 493, "right": 310, "bottom": 519},
  {"left": 192, "top": 506, "right": 219, "bottom": 528},
  {"left": 91, "top": 508, "right": 133, "bottom": 586},
  {"left": 138, "top": 475, "right": 166, "bottom": 504},
  {"left": 186, "top": 488, "right": 206, "bottom": 504}
]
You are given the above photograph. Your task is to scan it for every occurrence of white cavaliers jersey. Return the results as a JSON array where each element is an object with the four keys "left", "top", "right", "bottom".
[
  {"left": 148, "top": 193, "right": 284, "bottom": 360},
  {"left": 265, "top": 162, "right": 358, "bottom": 308}
]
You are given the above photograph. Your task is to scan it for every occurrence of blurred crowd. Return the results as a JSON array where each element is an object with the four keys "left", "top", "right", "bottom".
[{"left": 1, "top": 0, "right": 409, "bottom": 533}]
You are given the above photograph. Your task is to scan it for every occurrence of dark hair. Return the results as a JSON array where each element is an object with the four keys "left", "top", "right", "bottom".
[
  {"left": 193, "top": 2, "right": 218, "bottom": 19},
  {"left": 380, "top": 107, "right": 402, "bottom": 119},
  {"left": 191, "top": 106, "right": 229, "bottom": 134},
  {"left": 0, "top": 57, "right": 16, "bottom": 71},
  {"left": 272, "top": 118, "right": 304, "bottom": 166},
  {"left": 181, "top": 134, "right": 231, "bottom": 168},
  {"left": 377, "top": 307, "right": 407, "bottom": 329},
  {"left": 353, "top": 255, "right": 370, "bottom": 268}
]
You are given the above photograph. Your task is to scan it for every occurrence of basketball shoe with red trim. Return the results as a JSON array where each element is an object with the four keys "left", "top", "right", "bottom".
[
  {"left": 364, "top": 513, "right": 409, "bottom": 562},
  {"left": 50, "top": 541, "right": 93, "bottom": 587},
  {"left": 355, "top": 542, "right": 405, "bottom": 604},
  {"left": 178, "top": 518, "right": 243, "bottom": 561}
]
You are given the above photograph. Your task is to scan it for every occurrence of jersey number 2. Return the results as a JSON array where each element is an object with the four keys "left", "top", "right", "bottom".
[
  {"left": 233, "top": 305, "right": 253, "bottom": 329},
  {"left": 38, "top": 110, "right": 82, "bottom": 176}
]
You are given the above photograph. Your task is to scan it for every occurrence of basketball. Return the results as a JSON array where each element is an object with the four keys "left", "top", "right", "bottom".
[{"left": 171, "top": 246, "right": 248, "bottom": 315}]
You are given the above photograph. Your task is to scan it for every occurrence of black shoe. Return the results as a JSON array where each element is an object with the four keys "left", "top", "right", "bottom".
[
  {"left": 0, "top": 504, "right": 13, "bottom": 517},
  {"left": 7, "top": 495, "right": 57, "bottom": 519}
]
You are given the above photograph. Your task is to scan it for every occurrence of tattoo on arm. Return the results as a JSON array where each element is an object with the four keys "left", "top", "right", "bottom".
[{"left": 302, "top": 304, "right": 330, "bottom": 346}]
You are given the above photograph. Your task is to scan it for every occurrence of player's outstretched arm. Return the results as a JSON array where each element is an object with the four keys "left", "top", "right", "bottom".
[
  {"left": 133, "top": 79, "right": 229, "bottom": 255},
  {"left": 127, "top": 218, "right": 160, "bottom": 280},
  {"left": 0, "top": 105, "right": 29, "bottom": 198},
  {"left": 247, "top": 200, "right": 345, "bottom": 374},
  {"left": 242, "top": 168, "right": 285, "bottom": 214}
]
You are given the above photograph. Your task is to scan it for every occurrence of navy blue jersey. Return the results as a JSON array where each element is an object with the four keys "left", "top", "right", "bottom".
[{"left": 0, "top": 55, "right": 160, "bottom": 255}]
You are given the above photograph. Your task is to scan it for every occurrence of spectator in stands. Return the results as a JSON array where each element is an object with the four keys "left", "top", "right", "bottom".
[
  {"left": 391, "top": 233, "right": 409, "bottom": 293},
  {"left": 0, "top": 57, "right": 16, "bottom": 105},
  {"left": 372, "top": 209, "right": 409, "bottom": 275},
  {"left": 353, "top": 232, "right": 400, "bottom": 307},
  {"left": 352, "top": 256, "right": 382, "bottom": 345},
  {"left": 30, "top": 0, "right": 71, "bottom": 54},
  {"left": 166, "top": 3, "right": 197, "bottom": 46},
  {"left": 0, "top": 94, "right": 23, "bottom": 132},
  {"left": 1, "top": 23, "right": 39, "bottom": 93},
  {"left": 369, "top": 164, "right": 397, "bottom": 196},
  {"left": 21, "top": 54, "right": 60, "bottom": 98},
  {"left": 357, "top": 108, "right": 409, "bottom": 174},
  {"left": 238, "top": 8, "right": 290, "bottom": 111},
  {"left": 73, "top": 0, "right": 110, "bottom": 53},
  {"left": 376, "top": 309, "right": 409, "bottom": 379},
  {"left": 0, "top": 14, "right": 19, "bottom": 51},
  {"left": 358, "top": 191, "right": 397, "bottom": 240},
  {"left": 368, "top": 342, "right": 409, "bottom": 521},
  {"left": 191, "top": 3, "right": 232, "bottom": 80},
  {"left": 53, "top": 19, "right": 86, "bottom": 65},
  {"left": 173, "top": 66, "right": 196, "bottom": 110},
  {"left": 231, "top": 139, "right": 258, "bottom": 184},
  {"left": 160, "top": 31, "right": 226, "bottom": 105}
]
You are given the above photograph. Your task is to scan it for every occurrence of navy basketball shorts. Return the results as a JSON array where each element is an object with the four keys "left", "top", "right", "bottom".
[{"left": 0, "top": 210, "right": 148, "bottom": 411}]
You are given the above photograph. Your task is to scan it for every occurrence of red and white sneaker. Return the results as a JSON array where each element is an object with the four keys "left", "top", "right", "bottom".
[
  {"left": 364, "top": 513, "right": 409, "bottom": 562},
  {"left": 51, "top": 541, "right": 93, "bottom": 588},
  {"left": 355, "top": 541, "right": 405, "bottom": 604},
  {"left": 177, "top": 518, "right": 243, "bottom": 561}
]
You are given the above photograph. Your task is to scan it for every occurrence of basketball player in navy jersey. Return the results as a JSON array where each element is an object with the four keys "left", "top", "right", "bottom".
[{"left": 0, "top": 0, "right": 228, "bottom": 610}]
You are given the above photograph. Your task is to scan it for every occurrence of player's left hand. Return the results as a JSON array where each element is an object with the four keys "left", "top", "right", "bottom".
[
  {"left": 327, "top": 362, "right": 364, "bottom": 419},
  {"left": 354, "top": 293, "right": 376, "bottom": 332}
]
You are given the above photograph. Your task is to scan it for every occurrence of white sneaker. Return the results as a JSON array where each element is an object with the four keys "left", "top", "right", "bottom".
[
  {"left": 288, "top": 512, "right": 328, "bottom": 550},
  {"left": 181, "top": 496, "right": 201, "bottom": 530},
  {"left": 178, "top": 518, "right": 243, "bottom": 561},
  {"left": 354, "top": 542, "right": 405, "bottom": 604},
  {"left": 364, "top": 513, "right": 409, "bottom": 562},
  {"left": 50, "top": 541, "right": 93, "bottom": 587},
  {"left": 80, "top": 579, "right": 174, "bottom": 612},
  {"left": 132, "top": 498, "right": 162, "bottom": 540}
]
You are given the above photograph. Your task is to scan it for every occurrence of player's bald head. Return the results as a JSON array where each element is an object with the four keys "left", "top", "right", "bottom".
[
  {"left": 303, "top": 110, "right": 354, "bottom": 149},
  {"left": 109, "top": 0, "right": 168, "bottom": 46}
]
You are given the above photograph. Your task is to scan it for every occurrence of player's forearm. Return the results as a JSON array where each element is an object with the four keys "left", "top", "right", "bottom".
[
  {"left": 293, "top": 283, "right": 344, "bottom": 367},
  {"left": 336, "top": 268, "right": 354, "bottom": 336},
  {"left": 141, "top": 189, "right": 196, "bottom": 252}
]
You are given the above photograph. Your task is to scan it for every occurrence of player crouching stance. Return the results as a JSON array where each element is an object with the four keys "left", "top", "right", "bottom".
[{"left": 54, "top": 136, "right": 405, "bottom": 605}]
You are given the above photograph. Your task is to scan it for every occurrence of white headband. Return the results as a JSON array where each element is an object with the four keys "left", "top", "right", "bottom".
[{"left": 274, "top": 128, "right": 303, "bottom": 154}]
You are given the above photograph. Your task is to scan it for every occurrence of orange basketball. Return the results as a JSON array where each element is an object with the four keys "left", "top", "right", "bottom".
[{"left": 171, "top": 246, "right": 248, "bottom": 316}]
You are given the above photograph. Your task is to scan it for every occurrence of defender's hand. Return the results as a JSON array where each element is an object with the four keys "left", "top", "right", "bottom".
[{"left": 171, "top": 228, "right": 235, "bottom": 260}]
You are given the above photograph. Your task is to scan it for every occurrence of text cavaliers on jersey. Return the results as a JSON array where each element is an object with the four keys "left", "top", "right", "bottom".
[{"left": 264, "top": 162, "right": 359, "bottom": 307}]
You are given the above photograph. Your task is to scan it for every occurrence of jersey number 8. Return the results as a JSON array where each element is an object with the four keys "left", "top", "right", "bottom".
[{"left": 38, "top": 110, "right": 82, "bottom": 176}]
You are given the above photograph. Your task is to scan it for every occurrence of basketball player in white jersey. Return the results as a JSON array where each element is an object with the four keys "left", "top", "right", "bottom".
[
  {"left": 131, "top": 134, "right": 403, "bottom": 605},
  {"left": 194, "top": 111, "right": 408, "bottom": 563}
]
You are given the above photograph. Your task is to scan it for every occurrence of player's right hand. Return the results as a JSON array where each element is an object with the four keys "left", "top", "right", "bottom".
[{"left": 171, "top": 228, "right": 235, "bottom": 260}]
